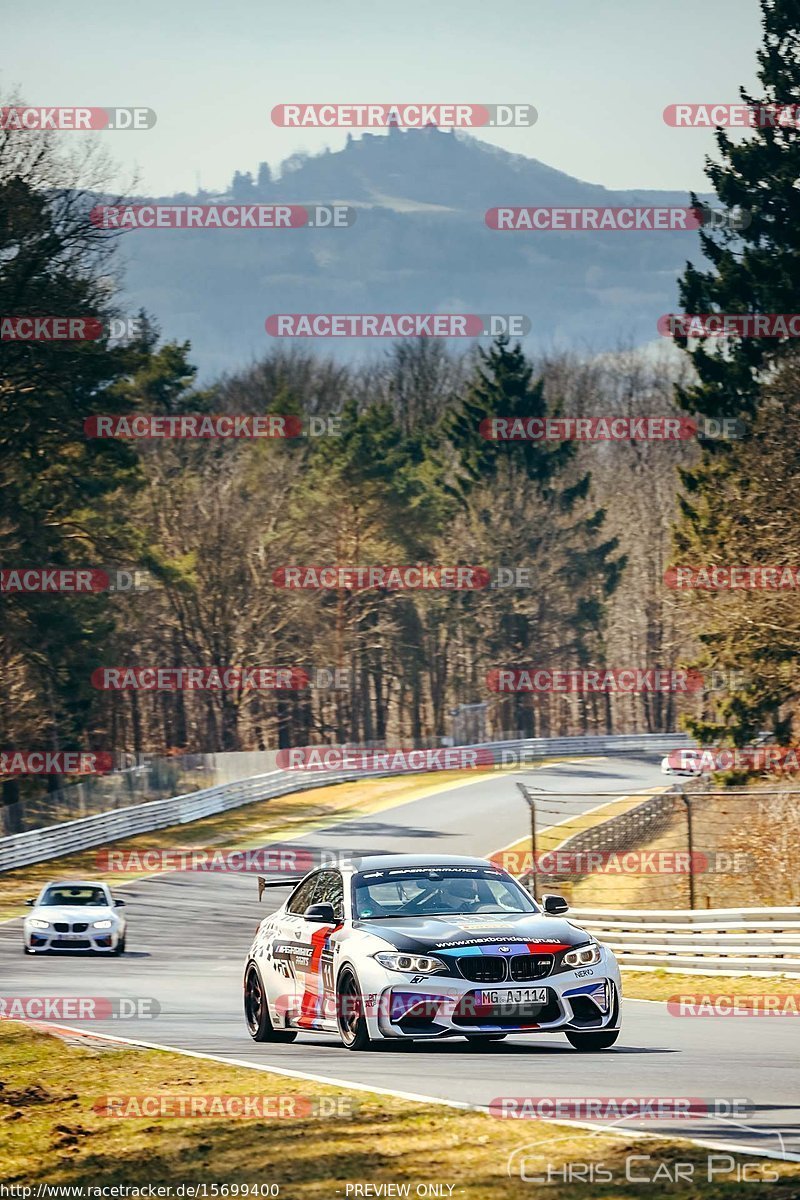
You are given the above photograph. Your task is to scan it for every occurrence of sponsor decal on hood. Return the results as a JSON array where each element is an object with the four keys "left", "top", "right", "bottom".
[{"left": 355, "top": 915, "right": 586, "bottom": 953}]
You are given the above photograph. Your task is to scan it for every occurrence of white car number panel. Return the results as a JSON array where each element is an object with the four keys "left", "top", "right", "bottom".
[{"left": 475, "top": 987, "right": 550, "bottom": 1005}]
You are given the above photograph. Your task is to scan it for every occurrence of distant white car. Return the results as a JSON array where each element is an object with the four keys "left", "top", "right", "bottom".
[
  {"left": 662, "top": 734, "right": 777, "bottom": 777},
  {"left": 661, "top": 750, "right": 704, "bottom": 777},
  {"left": 23, "top": 880, "right": 127, "bottom": 955}
]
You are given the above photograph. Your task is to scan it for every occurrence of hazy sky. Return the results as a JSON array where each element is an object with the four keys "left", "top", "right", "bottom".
[{"left": 5, "top": 0, "right": 763, "bottom": 196}]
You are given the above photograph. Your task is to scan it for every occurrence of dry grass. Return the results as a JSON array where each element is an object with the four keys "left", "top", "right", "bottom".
[
  {"left": 621, "top": 969, "right": 800, "bottom": 1001},
  {"left": 564, "top": 784, "right": 800, "bottom": 910},
  {"left": 2, "top": 1022, "right": 798, "bottom": 1196}
]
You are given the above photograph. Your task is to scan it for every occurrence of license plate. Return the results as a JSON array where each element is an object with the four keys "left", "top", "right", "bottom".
[{"left": 475, "top": 987, "right": 549, "bottom": 1005}]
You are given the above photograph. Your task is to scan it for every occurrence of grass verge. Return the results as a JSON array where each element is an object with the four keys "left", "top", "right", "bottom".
[
  {"left": 621, "top": 969, "right": 800, "bottom": 1001},
  {"left": 1, "top": 1022, "right": 798, "bottom": 1196}
]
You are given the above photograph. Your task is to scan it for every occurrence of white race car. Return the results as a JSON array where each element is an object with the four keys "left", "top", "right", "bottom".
[
  {"left": 23, "top": 880, "right": 127, "bottom": 954},
  {"left": 661, "top": 750, "right": 704, "bottom": 776},
  {"left": 244, "top": 853, "right": 621, "bottom": 1051}
]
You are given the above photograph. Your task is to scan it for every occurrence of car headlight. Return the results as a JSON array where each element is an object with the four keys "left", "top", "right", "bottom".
[
  {"left": 92, "top": 919, "right": 114, "bottom": 930},
  {"left": 28, "top": 919, "right": 49, "bottom": 930},
  {"left": 374, "top": 952, "right": 447, "bottom": 974},
  {"left": 563, "top": 942, "right": 602, "bottom": 968}
]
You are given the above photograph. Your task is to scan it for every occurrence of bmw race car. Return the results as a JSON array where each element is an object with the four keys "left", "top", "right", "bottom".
[
  {"left": 244, "top": 853, "right": 621, "bottom": 1051},
  {"left": 23, "top": 880, "right": 127, "bottom": 954}
]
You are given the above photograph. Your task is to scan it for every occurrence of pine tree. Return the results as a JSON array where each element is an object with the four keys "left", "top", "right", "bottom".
[
  {"left": 671, "top": 1, "right": 800, "bottom": 741},
  {"left": 444, "top": 336, "right": 572, "bottom": 494},
  {"left": 675, "top": 0, "right": 800, "bottom": 423},
  {"left": 443, "top": 337, "right": 624, "bottom": 735},
  {"left": 0, "top": 109, "right": 191, "bottom": 788}
]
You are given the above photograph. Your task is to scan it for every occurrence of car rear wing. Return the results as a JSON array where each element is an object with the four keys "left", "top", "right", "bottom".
[{"left": 257, "top": 875, "right": 303, "bottom": 902}]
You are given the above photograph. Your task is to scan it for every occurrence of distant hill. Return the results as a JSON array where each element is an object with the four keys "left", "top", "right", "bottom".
[{"left": 114, "top": 126, "right": 709, "bottom": 379}]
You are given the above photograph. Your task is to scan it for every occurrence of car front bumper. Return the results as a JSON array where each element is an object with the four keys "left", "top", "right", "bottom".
[
  {"left": 24, "top": 926, "right": 122, "bottom": 952},
  {"left": 353, "top": 951, "right": 621, "bottom": 1040}
]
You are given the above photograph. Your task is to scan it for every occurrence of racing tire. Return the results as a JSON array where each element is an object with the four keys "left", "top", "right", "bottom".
[
  {"left": 244, "top": 963, "right": 297, "bottom": 1043},
  {"left": 23, "top": 946, "right": 36, "bottom": 955},
  {"left": 336, "top": 966, "right": 374, "bottom": 1051},
  {"left": 565, "top": 985, "right": 620, "bottom": 1050},
  {"left": 564, "top": 1028, "right": 620, "bottom": 1050},
  {"left": 113, "top": 935, "right": 126, "bottom": 955}
]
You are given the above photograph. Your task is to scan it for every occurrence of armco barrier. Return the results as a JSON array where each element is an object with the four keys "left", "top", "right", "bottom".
[
  {"left": 0, "top": 733, "right": 686, "bottom": 873},
  {"left": 572, "top": 906, "right": 800, "bottom": 974}
]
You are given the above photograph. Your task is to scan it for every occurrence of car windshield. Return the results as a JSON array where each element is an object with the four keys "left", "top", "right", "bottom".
[
  {"left": 353, "top": 868, "right": 537, "bottom": 919},
  {"left": 40, "top": 886, "right": 108, "bottom": 907}
]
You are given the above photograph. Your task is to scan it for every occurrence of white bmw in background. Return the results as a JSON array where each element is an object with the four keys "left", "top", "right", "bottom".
[
  {"left": 23, "top": 880, "right": 127, "bottom": 954},
  {"left": 661, "top": 750, "right": 704, "bottom": 776},
  {"left": 244, "top": 853, "right": 621, "bottom": 1052}
]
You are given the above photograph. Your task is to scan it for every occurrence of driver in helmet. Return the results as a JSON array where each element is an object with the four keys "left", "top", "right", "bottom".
[{"left": 431, "top": 875, "right": 483, "bottom": 912}]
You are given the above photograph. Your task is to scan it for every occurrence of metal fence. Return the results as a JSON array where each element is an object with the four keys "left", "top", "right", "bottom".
[
  {"left": 1, "top": 757, "right": 211, "bottom": 836},
  {"left": 526, "top": 789, "right": 679, "bottom": 888}
]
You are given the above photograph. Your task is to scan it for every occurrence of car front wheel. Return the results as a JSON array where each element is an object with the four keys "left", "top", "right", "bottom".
[
  {"left": 244, "top": 963, "right": 297, "bottom": 1043},
  {"left": 336, "top": 967, "right": 374, "bottom": 1051},
  {"left": 565, "top": 1028, "right": 620, "bottom": 1050}
]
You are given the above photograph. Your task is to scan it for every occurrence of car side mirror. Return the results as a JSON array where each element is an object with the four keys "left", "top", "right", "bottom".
[
  {"left": 25, "top": 898, "right": 35, "bottom": 906},
  {"left": 303, "top": 902, "right": 336, "bottom": 924},
  {"left": 543, "top": 894, "right": 569, "bottom": 915},
  {"left": 115, "top": 899, "right": 126, "bottom": 907}
]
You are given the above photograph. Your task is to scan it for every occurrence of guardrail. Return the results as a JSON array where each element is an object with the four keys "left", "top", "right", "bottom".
[
  {"left": 0, "top": 732, "right": 686, "bottom": 873},
  {"left": 571, "top": 906, "right": 800, "bottom": 974}
]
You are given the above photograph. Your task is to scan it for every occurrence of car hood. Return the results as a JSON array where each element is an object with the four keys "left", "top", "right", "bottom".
[
  {"left": 28, "top": 905, "right": 115, "bottom": 922},
  {"left": 353, "top": 912, "right": 589, "bottom": 953}
]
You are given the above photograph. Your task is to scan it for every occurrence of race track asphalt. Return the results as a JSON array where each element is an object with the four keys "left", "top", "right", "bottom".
[{"left": 1, "top": 756, "right": 796, "bottom": 1162}]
